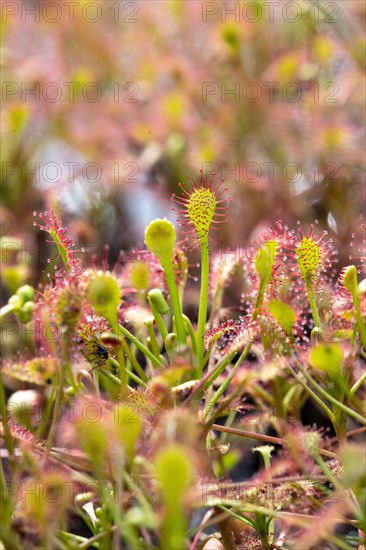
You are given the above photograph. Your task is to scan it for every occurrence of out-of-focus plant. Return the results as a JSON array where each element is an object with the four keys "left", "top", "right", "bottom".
[
  {"left": 1, "top": 173, "right": 365, "bottom": 549},
  {"left": 1, "top": 2, "right": 364, "bottom": 263}
]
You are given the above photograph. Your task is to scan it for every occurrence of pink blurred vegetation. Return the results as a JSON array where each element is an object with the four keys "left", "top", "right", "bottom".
[
  {"left": 1, "top": 0, "right": 365, "bottom": 272},
  {"left": 1, "top": 2, "right": 366, "bottom": 549}
]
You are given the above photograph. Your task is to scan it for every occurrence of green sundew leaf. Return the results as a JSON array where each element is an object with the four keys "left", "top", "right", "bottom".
[
  {"left": 255, "top": 240, "right": 278, "bottom": 288},
  {"left": 155, "top": 444, "right": 191, "bottom": 503},
  {"left": 223, "top": 450, "right": 240, "bottom": 470},
  {"left": 148, "top": 288, "right": 170, "bottom": 315},
  {"left": 112, "top": 404, "right": 142, "bottom": 459},
  {"left": 269, "top": 300, "right": 296, "bottom": 336},
  {"left": 340, "top": 443, "right": 366, "bottom": 489},
  {"left": 155, "top": 365, "right": 190, "bottom": 386},
  {"left": 144, "top": 218, "right": 176, "bottom": 267},
  {"left": 49, "top": 229, "right": 70, "bottom": 270},
  {"left": 130, "top": 261, "right": 150, "bottom": 291},
  {"left": 341, "top": 265, "right": 358, "bottom": 294},
  {"left": 77, "top": 417, "right": 108, "bottom": 472},
  {"left": 309, "top": 343, "right": 343, "bottom": 379},
  {"left": 155, "top": 444, "right": 191, "bottom": 550},
  {"left": 87, "top": 273, "right": 120, "bottom": 326}
]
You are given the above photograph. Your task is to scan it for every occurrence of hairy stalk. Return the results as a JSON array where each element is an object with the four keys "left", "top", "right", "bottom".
[
  {"left": 214, "top": 505, "right": 237, "bottom": 550},
  {"left": 184, "top": 352, "right": 236, "bottom": 406},
  {"left": 350, "top": 372, "right": 366, "bottom": 397},
  {"left": 182, "top": 314, "right": 198, "bottom": 357},
  {"left": 116, "top": 346, "right": 127, "bottom": 398},
  {"left": 102, "top": 363, "right": 147, "bottom": 388},
  {"left": 295, "top": 360, "right": 366, "bottom": 425},
  {"left": 162, "top": 262, "right": 187, "bottom": 346},
  {"left": 44, "top": 330, "right": 71, "bottom": 460},
  {"left": 93, "top": 369, "right": 100, "bottom": 398},
  {"left": 148, "top": 301, "right": 168, "bottom": 341},
  {"left": 120, "top": 341, "right": 148, "bottom": 382},
  {"left": 289, "top": 357, "right": 366, "bottom": 425},
  {"left": 145, "top": 318, "right": 161, "bottom": 360},
  {"left": 196, "top": 238, "right": 209, "bottom": 371},
  {"left": 203, "top": 342, "right": 252, "bottom": 422},
  {"left": 352, "top": 287, "right": 366, "bottom": 348},
  {"left": 306, "top": 280, "right": 322, "bottom": 331},
  {"left": 116, "top": 323, "right": 162, "bottom": 368},
  {"left": 0, "top": 369, "right": 15, "bottom": 472},
  {"left": 286, "top": 362, "right": 334, "bottom": 421}
]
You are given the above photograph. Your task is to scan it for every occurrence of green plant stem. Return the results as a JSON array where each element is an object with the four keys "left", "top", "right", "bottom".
[
  {"left": 353, "top": 290, "right": 366, "bottom": 348},
  {"left": 0, "top": 369, "right": 15, "bottom": 472},
  {"left": 197, "top": 238, "right": 209, "bottom": 373},
  {"left": 116, "top": 323, "right": 162, "bottom": 368},
  {"left": 286, "top": 363, "right": 334, "bottom": 422},
  {"left": 210, "top": 287, "right": 225, "bottom": 324},
  {"left": 184, "top": 352, "right": 236, "bottom": 406},
  {"left": 161, "top": 262, "right": 186, "bottom": 346},
  {"left": 145, "top": 319, "right": 161, "bottom": 360},
  {"left": 149, "top": 302, "right": 168, "bottom": 340},
  {"left": 252, "top": 383, "right": 274, "bottom": 404},
  {"left": 0, "top": 452, "right": 7, "bottom": 498},
  {"left": 92, "top": 370, "right": 100, "bottom": 398},
  {"left": 0, "top": 303, "right": 16, "bottom": 320},
  {"left": 306, "top": 280, "right": 322, "bottom": 331},
  {"left": 312, "top": 452, "right": 339, "bottom": 488},
  {"left": 296, "top": 361, "right": 366, "bottom": 425},
  {"left": 255, "top": 446, "right": 275, "bottom": 545},
  {"left": 117, "top": 348, "right": 128, "bottom": 397},
  {"left": 204, "top": 353, "right": 236, "bottom": 389},
  {"left": 44, "top": 331, "right": 70, "bottom": 460},
  {"left": 350, "top": 372, "right": 366, "bottom": 397},
  {"left": 75, "top": 527, "right": 118, "bottom": 549},
  {"left": 214, "top": 506, "right": 237, "bottom": 550},
  {"left": 182, "top": 314, "right": 198, "bottom": 357},
  {"left": 37, "top": 386, "right": 57, "bottom": 439},
  {"left": 102, "top": 364, "right": 146, "bottom": 388},
  {"left": 291, "top": 358, "right": 366, "bottom": 425},
  {"left": 119, "top": 341, "right": 148, "bottom": 382},
  {"left": 215, "top": 504, "right": 255, "bottom": 528},
  {"left": 204, "top": 342, "right": 252, "bottom": 422}
]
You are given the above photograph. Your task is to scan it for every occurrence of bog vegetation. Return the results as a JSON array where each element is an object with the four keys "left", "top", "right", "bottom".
[{"left": 1, "top": 174, "right": 365, "bottom": 549}]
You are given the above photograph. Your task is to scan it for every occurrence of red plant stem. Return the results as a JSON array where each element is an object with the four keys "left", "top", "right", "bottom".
[{"left": 202, "top": 423, "right": 337, "bottom": 458}]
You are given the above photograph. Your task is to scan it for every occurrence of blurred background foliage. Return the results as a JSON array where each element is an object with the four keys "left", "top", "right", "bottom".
[{"left": 1, "top": 0, "right": 365, "bottom": 290}]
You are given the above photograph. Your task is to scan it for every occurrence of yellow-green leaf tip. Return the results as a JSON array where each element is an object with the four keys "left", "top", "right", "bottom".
[
  {"left": 87, "top": 272, "right": 120, "bottom": 324},
  {"left": 144, "top": 218, "right": 176, "bottom": 265}
]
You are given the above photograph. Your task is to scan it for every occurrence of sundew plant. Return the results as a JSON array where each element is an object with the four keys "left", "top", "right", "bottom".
[{"left": 1, "top": 174, "right": 365, "bottom": 550}]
